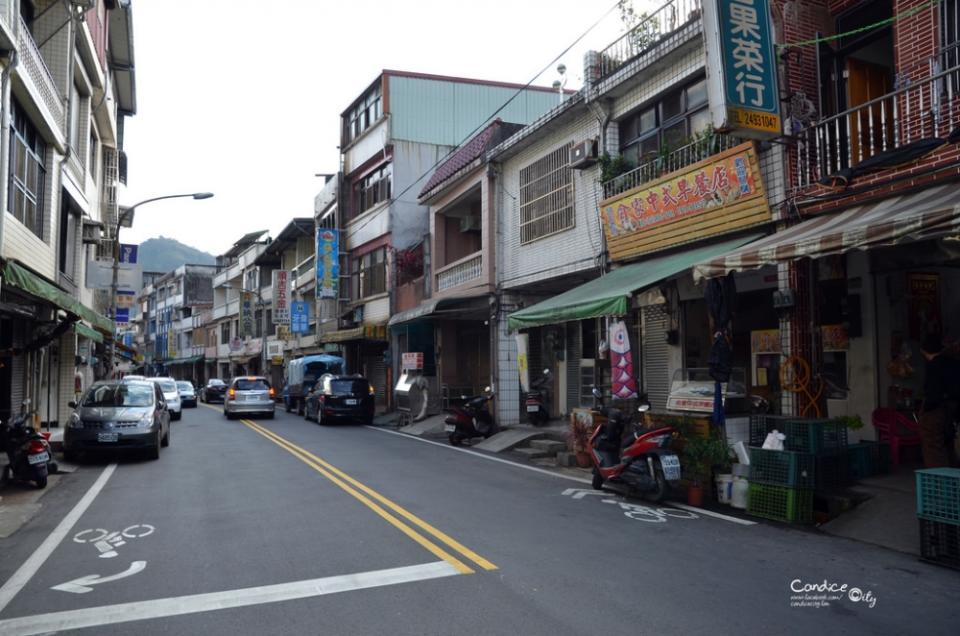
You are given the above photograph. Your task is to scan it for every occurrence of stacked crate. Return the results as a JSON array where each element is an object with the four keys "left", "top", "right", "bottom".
[
  {"left": 916, "top": 468, "right": 960, "bottom": 570},
  {"left": 746, "top": 417, "right": 851, "bottom": 524}
]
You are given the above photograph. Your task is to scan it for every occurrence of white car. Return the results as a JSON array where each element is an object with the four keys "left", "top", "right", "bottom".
[{"left": 151, "top": 377, "right": 182, "bottom": 420}]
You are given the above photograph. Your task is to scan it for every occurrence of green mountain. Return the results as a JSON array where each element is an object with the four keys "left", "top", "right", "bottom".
[{"left": 138, "top": 236, "right": 215, "bottom": 273}]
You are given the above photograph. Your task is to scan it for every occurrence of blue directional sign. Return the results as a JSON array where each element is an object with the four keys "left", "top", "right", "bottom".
[
  {"left": 291, "top": 301, "right": 310, "bottom": 334},
  {"left": 119, "top": 244, "right": 138, "bottom": 264}
]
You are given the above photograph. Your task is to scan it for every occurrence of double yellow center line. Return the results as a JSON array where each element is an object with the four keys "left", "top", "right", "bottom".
[{"left": 237, "top": 416, "right": 497, "bottom": 575}]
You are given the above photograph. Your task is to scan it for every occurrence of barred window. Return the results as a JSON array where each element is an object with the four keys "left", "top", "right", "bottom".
[
  {"left": 352, "top": 247, "right": 387, "bottom": 299},
  {"left": 519, "top": 143, "right": 574, "bottom": 244},
  {"left": 8, "top": 101, "right": 46, "bottom": 239},
  {"left": 350, "top": 163, "right": 391, "bottom": 220}
]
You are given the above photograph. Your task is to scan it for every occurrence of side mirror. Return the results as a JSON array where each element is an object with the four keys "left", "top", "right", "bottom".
[
  {"left": 68, "top": 401, "right": 77, "bottom": 409},
  {"left": 637, "top": 403, "right": 651, "bottom": 413},
  {"left": 591, "top": 387, "right": 602, "bottom": 399}
]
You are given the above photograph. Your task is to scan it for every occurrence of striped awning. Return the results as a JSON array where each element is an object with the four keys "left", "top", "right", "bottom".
[{"left": 693, "top": 185, "right": 960, "bottom": 281}]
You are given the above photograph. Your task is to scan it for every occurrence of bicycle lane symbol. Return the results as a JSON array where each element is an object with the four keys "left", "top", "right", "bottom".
[
  {"left": 561, "top": 488, "right": 699, "bottom": 523},
  {"left": 73, "top": 524, "right": 155, "bottom": 559}
]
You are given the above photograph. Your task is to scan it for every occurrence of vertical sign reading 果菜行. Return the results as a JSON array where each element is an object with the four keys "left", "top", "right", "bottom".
[
  {"left": 702, "top": 0, "right": 781, "bottom": 139},
  {"left": 272, "top": 270, "right": 291, "bottom": 324},
  {"left": 316, "top": 228, "right": 340, "bottom": 299}
]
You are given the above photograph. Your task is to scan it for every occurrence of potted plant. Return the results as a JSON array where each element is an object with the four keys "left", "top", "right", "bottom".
[
  {"left": 568, "top": 413, "right": 594, "bottom": 468},
  {"left": 680, "top": 429, "right": 731, "bottom": 506}
]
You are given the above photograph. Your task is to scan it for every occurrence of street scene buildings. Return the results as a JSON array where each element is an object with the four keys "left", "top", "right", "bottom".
[{"left": 2, "top": 1, "right": 960, "bottom": 633}]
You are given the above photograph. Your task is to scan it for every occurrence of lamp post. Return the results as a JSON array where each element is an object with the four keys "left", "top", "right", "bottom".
[
  {"left": 224, "top": 282, "right": 267, "bottom": 376},
  {"left": 109, "top": 192, "right": 213, "bottom": 377}
]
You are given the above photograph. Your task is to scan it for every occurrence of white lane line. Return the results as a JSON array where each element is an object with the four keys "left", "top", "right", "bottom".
[
  {"left": 0, "top": 561, "right": 460, "bottom": 636},
  {"left": 0, "top": 463, "right": 117, "bottom": 614},
  {"left": 367, "top": 427, "right": 756, "bottom": 526}
]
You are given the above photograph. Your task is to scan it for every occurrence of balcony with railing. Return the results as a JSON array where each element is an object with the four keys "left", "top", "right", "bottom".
[
  {"left": 435, "top": 252, "right": 483, "bottom": 293},
  {"left": 602, "top": 133, "right": 741, "bottom": 200},
  {"left": 295, "top": 255, "right": 315, "bottom": 290},
  {"left": 598, "top": 0, "right": 701, "bottom": 81},
  {"left": 793, "top": 63, "right": 960, "bottom": 192},
  {"left": 17, "top": 16, "right": 65, "bottom": 137}
]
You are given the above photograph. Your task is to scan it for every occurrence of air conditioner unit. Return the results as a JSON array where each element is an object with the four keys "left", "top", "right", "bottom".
[
  {"left": 81, "top": 220, "right": 103, "bottom": 244},
  {"left": 569, "top": 139, "right": 598, "bottom": 169},
  {"left": 459, "top": 215, "right": 482, "bottom": 232}
]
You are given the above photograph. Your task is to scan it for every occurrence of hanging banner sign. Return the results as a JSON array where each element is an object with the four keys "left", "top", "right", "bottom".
[
  {"left": 272, "top": 270, "right": 291, "bottom": 324},
  {"left": 515, "top": 333, "right": 530, "bottom": 393},
  {"left": 608, "top": 320, "right": 639, "bottom": 400},
  {"left": 240, "top": 291, "right": 255, "bottom": 338},
  {"left": 316, "top": 229, "right": 340, "bottom": 300},
  {"left": 702, "top": 0, "right": 782, "bottom": 139},
  {"left": 291, "top": 300, "right": 310, "bottom": 334}
]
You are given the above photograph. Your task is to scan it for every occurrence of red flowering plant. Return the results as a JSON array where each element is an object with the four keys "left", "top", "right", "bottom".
[{"left": 395, "top": 244, "right": 424, "bottom": 285}]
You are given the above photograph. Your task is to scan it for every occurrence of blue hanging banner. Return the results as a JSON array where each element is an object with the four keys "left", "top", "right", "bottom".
[
  {"left": 291, "top": 300, "right": 311, "bottom": 334},
  {"left": 316, "top": 229, "right": 340, "bottom": 299}
]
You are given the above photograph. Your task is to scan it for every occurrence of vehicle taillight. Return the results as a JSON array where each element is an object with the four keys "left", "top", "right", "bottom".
[
  {"left": 369, "top": 384, "right": 375, "bottom": 395},
  {"left": 228, "top": 388, "right": 236, "bottom": 398},
  {"left": 269, "top": 387, "right": 276, "bottom": 398},
  {"left": 28, "top": 441, "right": 46, "bottom": 454}
]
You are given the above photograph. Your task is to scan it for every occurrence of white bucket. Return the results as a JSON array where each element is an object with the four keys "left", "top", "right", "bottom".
[
  {"left": 715, "top": 474, "right": 734, "bottom": 505},
  {"left": 730, "top": 477, "right": 749, "bottom": 509}
]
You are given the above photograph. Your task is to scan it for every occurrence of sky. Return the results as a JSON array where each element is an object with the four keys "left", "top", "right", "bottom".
[{"left": 120, "top": 0, "right": 652, "bottom": 256}]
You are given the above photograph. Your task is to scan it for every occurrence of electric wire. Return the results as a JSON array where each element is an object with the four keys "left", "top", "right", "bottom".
[{"left": 778, "top": 0, "right": 939, "bottom": 50}]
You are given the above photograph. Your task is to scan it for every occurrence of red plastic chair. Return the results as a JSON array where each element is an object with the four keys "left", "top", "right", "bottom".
[{"left": 871, "top": 408, "right": 922, "bottom": 468}]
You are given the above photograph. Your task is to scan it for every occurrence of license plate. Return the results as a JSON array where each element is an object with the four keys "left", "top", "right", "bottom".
[
  {"left": 526, "top": 405, "right": 539, "bottom": 412},
  {"left": 660, "top": 454, "right": 681, "bottom": 481},
  {"left": 98, "top": 432, "right": 119, "bottom": 443},
  {"left": 444, "top": 424, "right": 455, "bottom": 433},
  {"left": 28, "top": 451, "right": 49, "bottom": 465},
  {"left": 345, "top": 399, "right": 357, "bottom": 405}
]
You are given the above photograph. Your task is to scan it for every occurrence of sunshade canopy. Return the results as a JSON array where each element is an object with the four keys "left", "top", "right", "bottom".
[
  {"left": 73, "top": 322, "right": 104, "bottom": 343},
  {"left": 2, "top": 260, "right": 112, "bottom": 332},
  {"left": 694, "top": 184, "right": 960, "bottom": 281},
  {"left": 507, "top": 234, "right": 762, "bottom": 331}
]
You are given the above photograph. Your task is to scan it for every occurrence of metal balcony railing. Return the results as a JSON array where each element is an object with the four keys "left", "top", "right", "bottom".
[
  {"left": 794, "top": 61, "right": 960, "bottom": 189},
  {"left": 435, "top": 252, "right": 482, "bottom": 292},
  {"left": 17, "top": 16, "right": 64, "bottom": 132},
  {"left": 599, "top": 0, "right": 701, "bottom": 80},
  {"left": 602, "top": 133, "right": 740, "bottom": 199}
]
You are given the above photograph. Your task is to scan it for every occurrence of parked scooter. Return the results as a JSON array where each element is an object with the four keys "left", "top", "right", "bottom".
[
  {"left": 524, "top": 369, "right": 552, "bottom": 425},
  {"left": 0, "top": 401, "right": 54, "bottom": 489},
  {"left": 445, "top": 387, "right": 497, "bottom": 446},
  {"left": 587, "top": 388, "right": 681, "bottom": 502}
]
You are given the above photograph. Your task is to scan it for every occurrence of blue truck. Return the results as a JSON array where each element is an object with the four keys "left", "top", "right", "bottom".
[{"left": 284, "top": 354, "right": 346, "bottom": 415}]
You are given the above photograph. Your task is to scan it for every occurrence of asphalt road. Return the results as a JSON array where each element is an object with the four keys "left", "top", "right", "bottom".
[{"left": 0, "top": 404, "right": 957, "bottom": 635}]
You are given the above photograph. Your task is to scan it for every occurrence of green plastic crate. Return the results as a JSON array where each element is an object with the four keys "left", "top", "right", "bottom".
[
  {"left": 783, "top": 418, "right": 848, "bottom": 455},
  {"left": 749, "top": 447, "right": 816, "bottom": 489},
  {"left": 747, "top": 482, "right": 814, "bottom": 524},
  {"left": 916, "top": 468, "right": 960, "bottom": 526}
]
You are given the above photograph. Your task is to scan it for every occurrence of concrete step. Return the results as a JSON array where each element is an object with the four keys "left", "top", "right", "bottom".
[
  {"left": 528, "top": 439, "right": 567, "bottom": 454},
  {"left": 513, "top": 446, "right": 553, "bottom": 459}
]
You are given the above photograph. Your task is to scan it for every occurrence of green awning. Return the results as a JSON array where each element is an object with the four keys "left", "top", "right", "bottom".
[
  {"left": 73, "top": 322, "right": 104, "bottom": 343},
  {"left": 507, "top": 234, "right": 764, "bottom": 331},
  {"left": 167, "top": 355, "right": 204, "bottom": 366},
  {"left": 1, "top": 260, "right": 112, "bottom": 332}
]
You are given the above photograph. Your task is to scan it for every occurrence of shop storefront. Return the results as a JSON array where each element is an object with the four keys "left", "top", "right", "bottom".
[{"left": 323, "top": 324, "right": 389, "bottom": 409}]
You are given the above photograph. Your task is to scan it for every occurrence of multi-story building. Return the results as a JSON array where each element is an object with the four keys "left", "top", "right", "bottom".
[
  {"left": 0, "top": 0, "right": 134, "bottom": 423},
  {"left": 209, "top": 231, "right": 270, "bottom": 380},
  {"left": 332, "top": 69, "right": 563, "bottom": 410},
  {"left": 498, "top": 0, "right": 785, "bottom": 425}
]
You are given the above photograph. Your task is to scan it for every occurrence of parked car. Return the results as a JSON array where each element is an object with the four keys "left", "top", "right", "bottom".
[
  {"left": 224, "top": 377, "right": 275, "bottom": 419},
  {"left": 123, "top": 374, "right": 146, "bottom": 382},
  {"left": 64, "top": 380, "right": 170, "bottom": 461},
  {"left": 201, "top": 379, "right": 227, "bottom": 403},
  {"left": 285, "top": 354, "right": 346, "bottom": 415},
  {"left": 150, "top": 377, "right": 182, "bottom": 420},
  {"left": 177, "top": 381, "right": 198, "bottom": 408},
  {"left": 304, "top": 374, "right": 375, "bottom": 425}
]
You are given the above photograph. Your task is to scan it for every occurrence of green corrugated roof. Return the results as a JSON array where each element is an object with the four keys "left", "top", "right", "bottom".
[
  {"left": 2, "top": 260, "right": 112, "bottom": 332},
  {"left": 507, "top": 234, "right": 764, "bottom": 331}
]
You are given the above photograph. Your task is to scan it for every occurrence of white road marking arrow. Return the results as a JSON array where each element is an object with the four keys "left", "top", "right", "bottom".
[{"left": 51, "top": 561, "right": 147, "bottom": 594}]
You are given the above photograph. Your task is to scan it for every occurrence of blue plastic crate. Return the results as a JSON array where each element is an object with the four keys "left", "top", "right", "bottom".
[
  {"left": 917, "top": 468, "right": 960, "bottom": 526},
  {"left": 749, "top": 447, "right": 816, "bottom": 489},
  {"left": 783, "top": 418, "right": 848, "bottom": 455}
]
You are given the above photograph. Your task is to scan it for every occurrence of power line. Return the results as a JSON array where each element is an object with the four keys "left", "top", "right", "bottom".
[
  {"left": 778, "top": 0, "right": 939, "bottom": 50},
  {"left": 343, "top": 1, "right": 622, "bottom": 239}
]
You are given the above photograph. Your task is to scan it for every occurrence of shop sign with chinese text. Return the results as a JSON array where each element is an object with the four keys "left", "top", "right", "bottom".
[
  {"left": 291, "top": 300, "right": 310, "bottom": 334},
  {"left": 702, "top": 0, "right": 782, "bottom": 138},
  {"left": 240, "top": 292, "right": 255, "bottom": 338},
  {"left": 272, "top": 270, "right": 291, "bottom": 324},
  {"left": 316, "top": 229, "right": 340, "bottom": 299},
  {"left": 600, "top": 142, "right": 770, "bottom": 261},
  {"left": 402, "top": 352, "right": 423, "bottom": 370}
]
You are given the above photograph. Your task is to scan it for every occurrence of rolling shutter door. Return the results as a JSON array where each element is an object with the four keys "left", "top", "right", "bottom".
[
  {"left": 642, "top": 305, "right": 670, "bottom": 411},
  {"left": 565, "top": 322, "right": 580, "bottom": 411}
]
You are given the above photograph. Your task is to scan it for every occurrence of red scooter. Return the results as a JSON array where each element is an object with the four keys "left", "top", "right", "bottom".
[
  {"left": 445, "top": 387, "right": 498, "bottom": 446},
  {"left": 588, "top": 388, "right": 680, "bottom": 502}
]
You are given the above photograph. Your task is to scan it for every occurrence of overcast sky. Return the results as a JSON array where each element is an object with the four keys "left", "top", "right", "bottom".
[{"left": 121, "top": 0, "right": 649, "bottom": 256}]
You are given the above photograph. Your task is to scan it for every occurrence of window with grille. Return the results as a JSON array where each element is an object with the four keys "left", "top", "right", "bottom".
[
  {"left": 519, "top": 143, "right": 574, "bottom": 244},
  {"left": 8, "top": 101, "right": 47, "bottom": 239},
  {"left": 942, "top": 0, "right": 960, "bottom": 91},
  {"left": 351, "top": 164, "right": 391, "bottom": 220},
  {"left": 352, "top": 247, "right": 387, "bottom": 299}
]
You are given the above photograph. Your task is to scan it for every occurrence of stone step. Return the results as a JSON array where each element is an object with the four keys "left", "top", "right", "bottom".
[
  {"left": 513, "top": 446, "right": 553, "bottom": 459},
  {"left": 528, "top": 439, "right": 567, "bottom": 454}
]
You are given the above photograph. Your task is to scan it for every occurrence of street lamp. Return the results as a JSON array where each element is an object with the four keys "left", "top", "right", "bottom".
[
  {"left": 109, "top": 192, "right": 213, "bottom": 377},
  {"left": 223, "top": 282, "right": 267, "bottom": 376}
]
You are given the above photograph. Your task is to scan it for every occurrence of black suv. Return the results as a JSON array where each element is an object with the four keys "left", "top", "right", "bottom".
[{"left": 304, "top": 375, "right": 375, "bottom": 425}]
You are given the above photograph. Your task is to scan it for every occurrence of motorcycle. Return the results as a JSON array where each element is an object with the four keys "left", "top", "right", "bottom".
[
  {"left": 0, "top": 401, "right": 55, "bottom": 489},
  {"left": 587, "top": 388, "right": 680, "bottom": 502},
  {"left": 524, "top": 369, "right": 552, "bottom": 425},
  {"left": 445, "top": 387, "right": 498, "bottom": 446}
]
